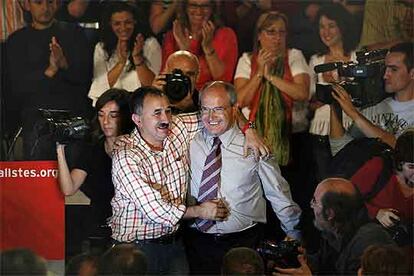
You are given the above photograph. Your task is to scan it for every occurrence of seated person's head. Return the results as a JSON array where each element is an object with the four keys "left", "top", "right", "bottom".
[
  {"left": 358, "top": 244, "right": 411, "bottom": 276},
  {"left": 66, "top": 253, "right": 98, "bottom": 276},
  {"left": 222, "top": 247, "right": 265, "bottom": 275},
  {"left": 311, "top": 178, "right": 365, "bottom": 234},
  {"left": 93, "top": 88, "right": 134, "bottom": 139},
  {"left": 394, "top": 128, "right": 414, "bottom": 187},
  {"left": 0, "top": 248, "right": 47, "bottom": 275},
  {"left": 98, "top": 244, "right": 147, "bottom": 275}
]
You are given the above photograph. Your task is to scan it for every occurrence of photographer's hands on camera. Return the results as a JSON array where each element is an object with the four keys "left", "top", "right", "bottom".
[
  {"left": 376, "top": 208, "right": 400, "bottom": 228},
  {"left": 272, "top": 247, "right": 312, "bottom": 276},
  {"left": 331, "top": 84, "right": 360, "bottom": 120}
]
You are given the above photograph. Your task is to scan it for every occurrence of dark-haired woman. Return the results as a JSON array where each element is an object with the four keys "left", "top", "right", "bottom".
[
  {"left": 162, "top": 0, "right": 238, "bottom": 90},
  {"left": 57, "top": 89, "right": 133, "bottom": 256},
  {"left": 309, "top": 3, "right": 358, "bottom": 136},
  {"left": 88, "top": 2, "right": 161, "bottom": 106}
]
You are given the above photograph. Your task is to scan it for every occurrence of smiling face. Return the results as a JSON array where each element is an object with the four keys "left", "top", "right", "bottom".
[
  {"left": 200, "top": 85, "right": 236, "bottom": 137},
  {"left": 319, "top": 15, "right": 343, "bottom": 49},
  {"left": 98, "top": 100, "right": 121, "bottom": 139},
  {"left": 383, "top": 52, "right": 414, "bottom": 94},
  {"left": 110, "top": 11, "right": 135, "bottom": 42},
  {"left": 132, "top": 95, "right": 172, "bottom": 147},
  {"left": 27, "top": 0, "right": 58, "bottom": 30},
  {"left": 186, "top": 0, "right": 213, "bottom": 27},
  {"left": 258, "top": 18, "right": 287, "bottom": 55}
]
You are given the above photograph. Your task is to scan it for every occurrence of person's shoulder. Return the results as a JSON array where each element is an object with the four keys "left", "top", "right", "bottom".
[
  {"left": 6, "top": 26, "right": 30, "bottom": 43},
  {"left": 215, "top": 26, "right": 236, "bottom": 37},
  {"left": 357, "top": 222, "right": 394, "bottom": 242},
  {"left": 289, "top": 48, "right": 306, "bottom": 59}
]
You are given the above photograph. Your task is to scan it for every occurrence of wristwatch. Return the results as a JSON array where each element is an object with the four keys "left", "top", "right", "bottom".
[{"left": 242, "top": 121, "right": 256, "bottom": 134}]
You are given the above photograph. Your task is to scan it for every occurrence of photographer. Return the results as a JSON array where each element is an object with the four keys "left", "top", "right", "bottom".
[
  {"left": 152, "top": 50, "right": 200, "bottom": 114},
  {"left": 274, "top": 178, "right": 394, "bottom": 275},
  {"left": 56, "top": 89, "right": 133, "bottom": 258},
  {"left": 329, "top": 42, "right": 414, "bottom": 153}
]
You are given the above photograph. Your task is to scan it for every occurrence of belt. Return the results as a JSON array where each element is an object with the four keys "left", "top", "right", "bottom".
[
  {"left": 134, "top": 232, "right": 181, "bottom": 245},
  {"left": 191, "top": 224, "right": 260, "bottom": 242}
]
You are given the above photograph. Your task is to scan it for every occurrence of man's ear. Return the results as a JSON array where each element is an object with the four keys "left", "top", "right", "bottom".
[
  {"left": 24, "top": 0, "right": 30, "bottom": 11},
  {"left": 409, "top": 68, "right": 414, "bottom": 80},
  {"left": 325, "top": 208, "right": 335, "bottom": 221},
  {"left": 132, "top": 114, "right": 142, "bottom": 128}
]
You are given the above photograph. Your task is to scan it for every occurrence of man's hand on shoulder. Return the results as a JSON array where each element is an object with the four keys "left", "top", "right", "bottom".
[
  {"left": 113, "top": 134, "right": 133, "bottom": 151},
  {"left": 244, "top": 128, "right": 270, "bottom": 160}
]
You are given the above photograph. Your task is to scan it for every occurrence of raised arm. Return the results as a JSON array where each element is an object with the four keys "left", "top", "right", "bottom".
[
  {"left": 331, "top": 85, "right": 396, "bottom": 147},
  {"left": 149, "top": 0, "right": 178, "bottom": 35}
]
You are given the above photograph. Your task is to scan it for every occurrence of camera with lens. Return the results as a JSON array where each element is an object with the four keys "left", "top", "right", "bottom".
[
  {"left": 257, "top": 240, "right": 301, "bottom": 273},
  {"left": 39, "top": 109, "right": 89, "bottom": 144},
  {"left": 314, "top": 48, "right": 388, "bottom": 108},
  {"left": 164, "top": 69, "right": 192, "bottom": 104}
]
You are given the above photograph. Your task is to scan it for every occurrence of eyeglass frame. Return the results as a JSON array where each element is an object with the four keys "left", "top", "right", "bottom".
[
  {"left": 187, "top": 2, "right": 213, "bottom": 11},
  {"left": 200, "top": 105, "right": 231, "bottom": 115}
]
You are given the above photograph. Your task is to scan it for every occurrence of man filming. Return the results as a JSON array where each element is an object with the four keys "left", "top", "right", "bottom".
[{"left": 329, "top": 42, "right": 414, "bottom": 152}]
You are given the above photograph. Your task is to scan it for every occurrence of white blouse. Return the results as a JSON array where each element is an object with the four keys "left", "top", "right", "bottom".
[{"left": 88, "top": 37, "right": 161, "bottom": 106}]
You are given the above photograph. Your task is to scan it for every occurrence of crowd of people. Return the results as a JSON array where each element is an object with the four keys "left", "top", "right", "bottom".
[{"left": 1, "top": 0, "right": 413, "bottom": 275}]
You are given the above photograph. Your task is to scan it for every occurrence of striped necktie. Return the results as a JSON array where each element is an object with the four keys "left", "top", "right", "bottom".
[{"left": 196, "top": 137, "right": 222, "bottom": 232}]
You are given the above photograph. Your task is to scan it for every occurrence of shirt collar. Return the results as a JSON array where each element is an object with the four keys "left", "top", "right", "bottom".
[{"left": 202, "top": 123, "right": 239, "bottom": 148}]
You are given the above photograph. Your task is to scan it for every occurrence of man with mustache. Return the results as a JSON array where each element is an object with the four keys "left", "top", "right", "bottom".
[
  {"left": 5, "top": 0, "right": 91, "bottom": 160},
  {"left": 110, "top": 86, "right": 268, "bottom": 274}
]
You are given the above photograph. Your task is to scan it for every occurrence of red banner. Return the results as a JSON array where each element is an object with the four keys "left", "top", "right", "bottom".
[{"left": 0, "top": 161, "right": 64, "bottom": 260}]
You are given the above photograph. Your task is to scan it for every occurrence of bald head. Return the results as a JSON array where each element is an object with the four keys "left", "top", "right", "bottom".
[
  {"left": 316, "top": 178, "right": 357, "bottom": 198},
  {"left": 166, "top": 50, "right": 199, "bottom": 70},
  {"left": 165, "top": 50, "right": 200, "bottom": 93}
]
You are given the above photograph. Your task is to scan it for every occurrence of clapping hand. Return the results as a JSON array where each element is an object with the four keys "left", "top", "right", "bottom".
[
  {"left": 49, "top": 36, "right": 68, "bottom": 70},
  {"left": 132, "top": 33, "right": 145, "bottom": 65},
  {"left": 201, "top": 20, "right": 215, "bottom": 53},
  {"left": 116, "top": 39, "right": 128, "bottom": 64},
  {"left": 173, "top": 19, "right": 190, "bottom": 50}
]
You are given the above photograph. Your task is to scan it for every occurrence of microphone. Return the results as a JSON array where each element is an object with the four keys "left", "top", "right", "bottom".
[{"left": 314, "top": 62, "right": 343, "bottom": 73}]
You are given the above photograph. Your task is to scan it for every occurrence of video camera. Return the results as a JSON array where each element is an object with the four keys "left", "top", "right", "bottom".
[
  {"left": 257, "top": 240, "right": 301, "bottom": 273},
  {"left": 39, "top": 109, "right": 89, "bottom": 144},
  {"left": 314, "top": 48, "right": 388, "bottom": 108},
  {"left": 164, "top": 69, "right": 191, "bottom": 104}
]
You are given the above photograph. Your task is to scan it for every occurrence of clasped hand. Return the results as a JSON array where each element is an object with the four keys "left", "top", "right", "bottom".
[{"left": 49, "top": 36, "right": 68, "bottom": 70}]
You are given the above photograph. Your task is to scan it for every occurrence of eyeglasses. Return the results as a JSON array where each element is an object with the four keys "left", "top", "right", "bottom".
[
  {"left": 310, "top": 196, "right": 321, "bottom": 209},
  {"left": 187, "top": 3, "right": 213, "bottom": 11},
  {"left": 263, "top": 29, "right": 287, "bottom": 37},
  {"left": 201, "top": 106, "right": 230, "bottom": 115}
]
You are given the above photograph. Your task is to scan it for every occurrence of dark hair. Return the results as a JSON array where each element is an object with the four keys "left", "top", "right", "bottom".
[
  {"left": 177, "top": 0, "right": 222, "bottom": 34},
  {"left": 222, "top": 247, "right": 264, "bottom": 275},
  {"left": 92, "top": 88, "right": 133, "bottom": 141},
  {"left": 130, "top": 86, "right": 166, "bottom": 115},
  {"left": 316, "top": 3, "right": 358, "bottom": 56},
  {"left": 98, "top": 244, "right": 148, "bottom": 275},
  {"left": 361, "top": 244, "right": 411, "bottom": 275},
  {"left": 394, "top": 128, "right": 414, "bottom": 170},
  {"left": 321, "top": 188, "right": 367, "bottom": 236},
  {"left": 65, "top": 253, "right": 98, "bottom": 275},
  {"left": 100, "top": 1, "right": 150, "bottom": 71},
  {"left": 0, "top": 248, "right": 47, "bottom": 275},
  {"left": 253, "top": 11, "right": 289, "bottom": 53},
  {"left": 389, "top": 42, "right": 414, "bottom": 71}
]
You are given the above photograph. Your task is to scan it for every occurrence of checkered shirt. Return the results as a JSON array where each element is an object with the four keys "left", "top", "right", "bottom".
[{"left": 110, "top": 113, "right": 201, "bottom": 242}]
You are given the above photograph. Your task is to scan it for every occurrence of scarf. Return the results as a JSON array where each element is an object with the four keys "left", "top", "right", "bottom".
[{"left": 249, "top": 52, "right": 293, "bottom": 165}]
